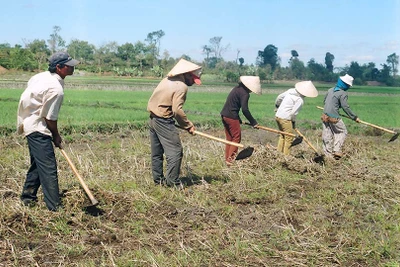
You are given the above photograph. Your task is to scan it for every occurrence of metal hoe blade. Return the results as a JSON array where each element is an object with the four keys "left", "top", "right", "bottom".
[
  {"left": 313, "top": 153, "right": 325, "bottom": 164},
  {"left": 389, "top": 132, "right": 399, "bottom": 142},
  {"left": 235, "top": 147, "right": 254, "bottom": 160},
  {"left": 290, "top": 136, "right": 303, "bottom": 147}
]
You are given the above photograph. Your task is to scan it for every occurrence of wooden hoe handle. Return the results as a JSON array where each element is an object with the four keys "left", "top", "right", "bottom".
[
  {"left": 194, "top": 130, "right": 245, "bottom": 148},
  {"left": 316, "top": 106, "right": 396, "bottom": 134},
  {"left": 356, "top": 120, "right": 396, "bottom": 134},
  {"left": 255, "top": 125, "right": 297, "bottom": 137},
  {"left": 60, "top": 149, "right": 99, "bottom": 206},
  {"left": 294, "top": 129, "right": 319, "bottom": 153}
]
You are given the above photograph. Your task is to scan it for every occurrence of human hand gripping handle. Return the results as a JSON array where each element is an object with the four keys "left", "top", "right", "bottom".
[
  {"left": 53, "top": 134, "right": 62, "bottom": 148},
  {"left": 187, "top": 125, "right": 196, "bottom": 135},
  {"left": 44, "top": 119, "right": 62, "bottom": 147}
]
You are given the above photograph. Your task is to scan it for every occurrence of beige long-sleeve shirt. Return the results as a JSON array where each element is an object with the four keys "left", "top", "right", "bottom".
[
  {"left": 147, "top": 75, "right": 193, "bottom": 129},
  {"left": 17, "top": 71, "right": 64, "bottom": 136}
]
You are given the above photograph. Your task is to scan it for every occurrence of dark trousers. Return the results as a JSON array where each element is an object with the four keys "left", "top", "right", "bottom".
[
  {"left": 149, "top": 117, "right": 183, "bottom": 186},
  {"left": 222, "top": 116, "right": 241, "bottom": 163},
  {"left": 21, "top": 132, "right": 61, "bottom": 211}
]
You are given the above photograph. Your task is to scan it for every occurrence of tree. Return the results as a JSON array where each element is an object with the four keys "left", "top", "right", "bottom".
[
  {"left": 26, "top": 39, "right": 50, "bottom": 70},
  {"left": 239, "top": 57, "right": 244, "bottom": 67},
  {"left": 181, "top": 54, "right": 192, "bottom": 61},
  {"left": 289, "top": 58, "right": 305, "bottom": 79},
  {"left": 206, "top": 57, "right": 218, "bottom": 69},
  {"left": 67, "top": 39, "right": 95, "bottom": 63},
  {"left": 116, "top": 42, "right": 136, "bottom": 62},
  {"left": 0, "top": 43, "right": 12, "bottom": 68},
  {"left": 289, "top": 50, "right": 299, "bottom": 63},
  {"left": 202, "top": 45, "right": 212, "bottom": 61},
  {"left": 377, "top": 64, "right": 393, "bottom": 85},
  {"left": 257, "top": 44, "right": 279, "bottom": 70},
  {"left": 0, "top": 43, "right": 11, "bottom": 49},
  {"left": 115, "top": 41, "right": 154, "bottom": 69},
  {"left": 362, "top": 62, "right": 379, "bottom": 81},
  {"left": 94, "top": 41, "right": 118, "bottom": 73},
  {"left": 307, "top": 58, "right": 333, "bottom": 82},
  {"left": 201, "top": 37, "right": 229, "bottom": 69},
  {"left": 160, "top": 50, "right": 175, "bottom": 71},
  {"left": 145, "top": 30, "right": 165, "bottom": 59},
  {"left": 133, "top": 41, "right": 154, "bottom": 68},
  {"left": 348, "top": 61, "right": 363, "bottom": 81},
  {"left": 325, "top": 52, "right": 335, "bottom": 72},
  {"left": 236, "top": 49, "right": 241, "bottom": 63},
  {"left": 208, "top": 36, "right": 229, "bottom": 60},
  {"left": 386, "top": 53, "right": 399, "bottom": 77},
  {"left": 47, "top": 26, "right": 65, "bottom": 53},
  {"left": 9, "top": 47, "right": 36, "bottom": 71}
]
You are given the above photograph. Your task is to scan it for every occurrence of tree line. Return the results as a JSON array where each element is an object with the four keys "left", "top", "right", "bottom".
[{"left": 0, "top": 26, "right": 399, "bottom": 86}]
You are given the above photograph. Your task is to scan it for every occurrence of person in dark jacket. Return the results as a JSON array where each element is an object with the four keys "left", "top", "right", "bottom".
[
  {"left": 220, "top": 76, "right": 261, "bottom": 166},
  {"left": 322, "top": 74, "right": 360, "bottom": 159}
]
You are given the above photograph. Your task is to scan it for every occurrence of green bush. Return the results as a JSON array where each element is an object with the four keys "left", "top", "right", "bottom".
[{"left": 225, "top": 71, "right": 239, "bottom": 82}]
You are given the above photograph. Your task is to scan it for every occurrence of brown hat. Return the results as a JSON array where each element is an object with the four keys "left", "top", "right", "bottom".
[{"left": 167, "top": 58, "right": 202, "bottom": 81}]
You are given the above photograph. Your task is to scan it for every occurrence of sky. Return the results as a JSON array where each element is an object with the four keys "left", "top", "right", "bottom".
[{"left": 1, "top": 0, "right": 399, "bottom": 69}]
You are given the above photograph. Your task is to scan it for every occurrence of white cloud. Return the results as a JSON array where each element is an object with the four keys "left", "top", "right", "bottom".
[{"left": 380, "top": 41, "right": 400, "bottom": 51}]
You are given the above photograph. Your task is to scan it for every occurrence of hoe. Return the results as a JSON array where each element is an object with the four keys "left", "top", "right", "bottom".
[
  {"left": 176, "top": 126, "right": 254, "bottom": 160},
  {"left": 60, "top": 148, "right": 103, "bottom": 216},
  {"left": 316, "top": 106, "right": 399, "bottom": 142},
  {"left": 244, "top": 122, "right": 303, "bottom": 147}
]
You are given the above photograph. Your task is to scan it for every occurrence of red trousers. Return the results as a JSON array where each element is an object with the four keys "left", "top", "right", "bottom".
[{"left": 221, "top": 116, "right": 241, "bottom": 163}]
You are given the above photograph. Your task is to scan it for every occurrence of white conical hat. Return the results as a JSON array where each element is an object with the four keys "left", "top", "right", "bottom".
[
  {"left": 167, "top": 58, "right": 202, "bottom": 77},
  {"left": 340, "top": 74, "right": 354, "bottom": 86},
  {"left": 294, "top": 81, "right": 318, "bottom": 97},
  {"left": 239, "top": 76, "right": 262, "bottom": 95}
]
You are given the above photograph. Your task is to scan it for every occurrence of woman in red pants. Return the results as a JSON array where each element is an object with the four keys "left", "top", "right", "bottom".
[{"left": 220, "top": 76, "right": 261, "bottom": 166}]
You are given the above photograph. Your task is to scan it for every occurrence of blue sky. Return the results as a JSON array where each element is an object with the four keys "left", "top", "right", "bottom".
[{"left": 1, "top": 0, "right": 399, "bottom": 68}]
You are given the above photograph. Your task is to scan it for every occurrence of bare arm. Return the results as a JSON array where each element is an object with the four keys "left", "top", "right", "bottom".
[{"left": 45, "top": 118, "right": 62, "bottom": 148}]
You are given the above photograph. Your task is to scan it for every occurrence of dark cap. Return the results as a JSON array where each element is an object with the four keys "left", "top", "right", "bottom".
[{"left": 48, "top": 52, "right": 79, "bottom": 67}]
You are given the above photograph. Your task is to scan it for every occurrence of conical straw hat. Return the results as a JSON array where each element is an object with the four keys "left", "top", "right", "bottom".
[
  {"left": 294, "top": 81, "right": 318, "bottom": 97},
  {"left": 167, "top": 58, "right": 202, "bottom": 77},
  {"left": 240, "top": 76, "right": 262, "bottom": 95}
]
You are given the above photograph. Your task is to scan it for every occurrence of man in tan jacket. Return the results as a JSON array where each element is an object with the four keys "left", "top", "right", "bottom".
[{"left": 147, "top": 58, "right": 202, "bottom": 187}]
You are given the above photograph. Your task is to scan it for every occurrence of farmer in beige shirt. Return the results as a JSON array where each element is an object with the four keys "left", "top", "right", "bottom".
[
  {"left": 147, "top": 58, "right": 202, "bottom": 187},
  {"left": 17, "top": 51, "right": 79, "bottom": 211}
]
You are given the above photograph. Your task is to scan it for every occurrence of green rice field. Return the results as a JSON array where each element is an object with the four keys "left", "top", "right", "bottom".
[{"left": 1, "top": 77, "right": 399, "bottom": 136}]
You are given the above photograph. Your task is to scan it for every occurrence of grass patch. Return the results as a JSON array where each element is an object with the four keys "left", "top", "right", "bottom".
[
  {"left": 1, "top": 77, "right": 400, "bottom": 265},
  {"left": 1, "top": 128, "right": 400, "bottom": 265}
]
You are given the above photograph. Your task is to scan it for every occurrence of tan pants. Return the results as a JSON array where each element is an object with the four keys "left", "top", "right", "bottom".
[
  {"left": 322, "top": 119, "right": 347, "bottom": 156},
  {"left": 275, "top": 117, "right": 294, "bottom": 155}
]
